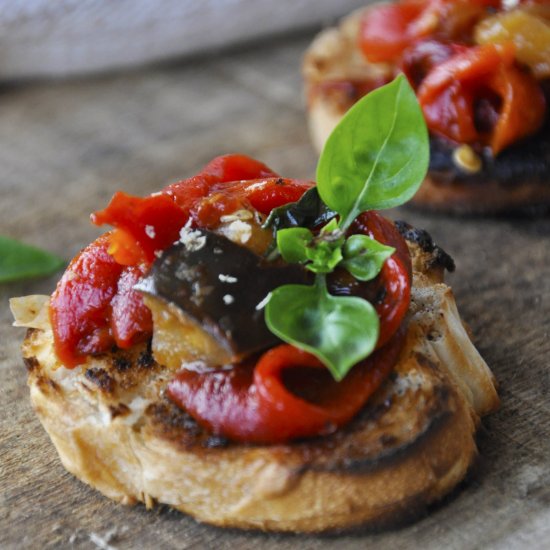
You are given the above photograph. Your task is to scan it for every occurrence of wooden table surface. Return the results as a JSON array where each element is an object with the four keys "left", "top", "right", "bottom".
[{"left": 1, "top": 33, "right": 549, "bottom": 550}]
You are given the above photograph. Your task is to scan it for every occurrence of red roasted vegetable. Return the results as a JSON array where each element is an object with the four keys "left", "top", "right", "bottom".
[{"left": 418, "top": 43, "right": 546, "bottom": 153}]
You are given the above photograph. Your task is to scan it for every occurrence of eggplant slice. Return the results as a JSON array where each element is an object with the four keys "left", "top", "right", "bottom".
[{"left": 136, "top": 230, "right": 308, "bottom": 366}]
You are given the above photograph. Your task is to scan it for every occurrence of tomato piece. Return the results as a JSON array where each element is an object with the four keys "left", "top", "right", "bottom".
[
  {"left": 418, "top": 42, "right": 546, "bottom": 153},
  {"left": 167, "top": 328, "right": 406, "bottom": 444},
  {"left": 50, "top": 234, "right": 124, "bottom": 368}
]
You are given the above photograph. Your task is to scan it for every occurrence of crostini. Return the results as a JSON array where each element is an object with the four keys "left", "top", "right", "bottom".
[{"left": 12, "top": 78, "right": 498, "bottom": 532}]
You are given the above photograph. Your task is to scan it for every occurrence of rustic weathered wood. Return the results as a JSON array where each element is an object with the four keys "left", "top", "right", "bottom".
[{"left": 1, "top": 33, "right": 550, "bottom": 550}]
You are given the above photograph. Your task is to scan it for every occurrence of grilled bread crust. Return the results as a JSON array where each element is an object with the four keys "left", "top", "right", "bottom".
[
  {"left": 303, "top": 6, "right": 550, "bottom": 214},
  {"left": 20, "top": 240, "right": 498, "bottom": 533}
]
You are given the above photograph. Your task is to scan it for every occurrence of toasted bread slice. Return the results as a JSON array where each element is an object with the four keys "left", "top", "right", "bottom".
[
  {"left": 303, "top": 6, "right": 550, "bottom": 214},
  {"left": 15, "top": 235, "right": 498, "bottom": 533}
]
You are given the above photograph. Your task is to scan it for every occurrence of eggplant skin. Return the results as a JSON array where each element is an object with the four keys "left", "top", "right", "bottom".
[
  {"left": 135, "top": 230, "right": 308, "bottom": 365},
  {"left": 20, "top": 231, "right": 498, "bottom": 532}
]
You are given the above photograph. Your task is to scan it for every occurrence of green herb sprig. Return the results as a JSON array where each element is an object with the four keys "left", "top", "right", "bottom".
[
  {"left": 264, "top": 75, "right": 429, "bottom": 381},
  {"left": 0, "top": 236, "right": 65, "bottom": 283}
]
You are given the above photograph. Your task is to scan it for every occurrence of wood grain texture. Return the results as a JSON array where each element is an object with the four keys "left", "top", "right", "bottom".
[{"left": 1, "top": 33, "right": 549, "bottom": 549}]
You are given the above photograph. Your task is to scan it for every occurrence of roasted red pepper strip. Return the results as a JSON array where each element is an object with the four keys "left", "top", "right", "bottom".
[
  {"left": 489, "top": 64, "right": 547, "bottom": 154},
  {"left": 92, "top": 192, "right": 189, "bottom": 265},
  {"left": 110, "top": 264, "right": 153, "bottom": 349},
  {"left": 351, "top": 212, "right": 412, "bottom": 348},
  {"left": 50, "top": 233, "right": 151, "bottom": 368},
  {"left": 418, "top": 42, "right": 546, "bottom": 153},
  {"left": 167, "top": 327, "right": 406, "bottom": 444},
  {"left": 194, "top": 177, "right": 313, "bottom": 225},
  {"left": 92, "top": 154, "right": 281, "bottom": 265},
  {"left": 199, "top": 153, "right": 278, "bottom": 182},
  {"left": 400, "top": 40, "right": 467, "bottom": 89}
]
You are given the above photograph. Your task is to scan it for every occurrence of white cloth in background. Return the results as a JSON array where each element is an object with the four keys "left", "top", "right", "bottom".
[{"left": 0, "top": 0, "right": 367, "bottom": 79}]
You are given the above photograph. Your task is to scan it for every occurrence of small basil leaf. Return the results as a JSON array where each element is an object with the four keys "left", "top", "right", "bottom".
[
  {"left": 316, "top": 75, "right": 429, "bottom": 228},
  {"left": 277, "top": 227, "right": 313, "bottom": 264},
  {"left": 342, "top": 235, "right": 395, "bottom": 281},
  {"left": 263, "top": 187, "right": 336, "bottom": 232},
  {"left": 265, "top": 282, "right": 379, "bottom": 381},
  {"left": 0, "top": 235, "right": 65, "bottom": 283},
  {"left": 305, "top": 239, "right": 343, "bottom": 274}
]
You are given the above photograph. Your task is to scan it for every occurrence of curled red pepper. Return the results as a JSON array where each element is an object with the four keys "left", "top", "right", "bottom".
[
  {"left": 168, "top": 328, "right": 406, "bottom": 444},
  {"left": 91, "top": 192, "right": 189, "bottom": 265}
]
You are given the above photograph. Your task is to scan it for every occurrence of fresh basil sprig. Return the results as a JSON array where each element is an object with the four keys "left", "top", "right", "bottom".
[
  {"left": 0, "top": 235, "right": 65, "bottom": 283},
  {"left": 264, "top": 75, "right": 428, "bottom": 381},
  {"left": 317, "top": 74, "right": 429, "bottom": 229}
]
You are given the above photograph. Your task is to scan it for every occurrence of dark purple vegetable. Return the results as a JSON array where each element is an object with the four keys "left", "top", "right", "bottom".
[{"left": 135, "top": 229, "right": 308, "bottom": 365}]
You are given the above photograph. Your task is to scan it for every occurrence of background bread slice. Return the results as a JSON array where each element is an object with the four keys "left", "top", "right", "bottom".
[
  {"left": 303, "top": 6, "right": 550, "bottom": 214},
  {"left": 18, "top": 238, "right": 498, "bottom": 533}
]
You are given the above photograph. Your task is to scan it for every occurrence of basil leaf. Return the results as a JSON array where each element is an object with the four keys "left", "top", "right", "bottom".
[
  {"left": 0, "top": 235, "right": 65, "bottom": 283},
  {"left": 305, "top": 245, "right": 342, "bottom": 274},
  {"left": 316, "top": 75, "right": 428, "bottom": 228},
  {"left": 305, "top": 234, "right": 343, "bottom": 274},
  {"left": 277, "top": 227, "right": 312, "bottom": 263},
  {"left": 265, "top": 281, "right": 379, "bottom": 381},
  {"left": 342, "top": 235, "right": 395, "bottom": 282},
  {"left": 263, "top": 187, "right": 336, "bottom": 232}
]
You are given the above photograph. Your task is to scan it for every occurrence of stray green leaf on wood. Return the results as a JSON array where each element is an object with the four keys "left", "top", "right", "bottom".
[{"left": 0, "top": 235, "right": 65, "bottom": 283}]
